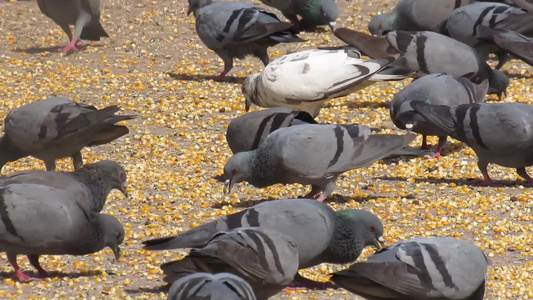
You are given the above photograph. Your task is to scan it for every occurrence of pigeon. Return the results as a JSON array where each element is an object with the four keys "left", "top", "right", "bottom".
[
  {"left": 334, "top": 28, "right": 509, "bottom": 99},
  {"left": 0, "top": 160, "right": 128, "bottom": 213},
  {"left": 0, "top": 183, "right": 124, "bottom": 281},
  {"left": 144, "top": 199, "right": 385, "bottom": 270},
  {"left": 227, "top": 108, "right": 317, "bottom": 154},
  {"left": 391, "top": 74, "right": 488, "bottom": 158},
  {"left": 222, "top": 124, "right": 415, "bottom": 202},
  {"left": 258, "top": 0, "right": 338, "bottom": 31},
  {"left": 368, "top": 0, "right": 476, "bottom": 36},
  {"left": 187, "top": 0, "right": 304, "bottom": 81},
  {"left": 242, "top": 47, "right": 408, "bottom": 117},
  {"left": 37, "top": 0, "right": 108, "bottom": 54},
  {"left": 160, "top": 228, "right": 298, "bottom": 300},
  {"left": 0, "top": 97, "right": 135, "bottom": 172},
  {"left": 168, "top": 272, "right": 257, "bottom": 300},
  {"left": 410, "top": 101, "right": 533, "bottom": 186},
  {"left": 438, "top": 2, "right": 533, "bottom": 68},
  {"left": 331, "top": 237, "right": 488, "bottom": 300}
]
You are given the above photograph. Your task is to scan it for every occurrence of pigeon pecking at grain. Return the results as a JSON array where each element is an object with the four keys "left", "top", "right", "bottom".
[
  {"left": 37, "top": 0, "right": 109, "bottom": 54},
  {"left": 331, "top": 237, "right": 488, "bottom": 300},
  {"left": 258, "top": 0, "right": 338, "bottom": 31},
  {"left": 438, "top": 2, "right": 533, "bottom": 69},
  {"left": 242, "top": 47, "right": 408, "bottom": 117},
  {"left": 368, "top": 0, "right": 476, "bottom": 36},
  {"left": 410, "top": 101, "right": 533, "bottom": 186},
  {"left": 187, "top": 0, "right": 304, "bottom": 81},
  {"left": 390, "top": 73, "right": 488, "bottom": 158},
  {"left": 0, "top": 183, "right": 124, "bottom": 281},
  {"left": 160, "top": 227, "right": 298, "bottom": 300},
  {"left": 144, "top": 198, "right": 385, "bottom": 270},
  {"left": 0, "top": 160, "right": 128, "bottom": 213},
  {"left": 222, "top": 124, "right": 414, "bottom": 202},
  {"left": 0, "top": 97, "right": 135, "bottom": 172},
  {"left": 334, "top": 28, "right": 510, "bottom": 99},
  {"left": 167, "top": 272, "right": 257, "bottom": 300}
]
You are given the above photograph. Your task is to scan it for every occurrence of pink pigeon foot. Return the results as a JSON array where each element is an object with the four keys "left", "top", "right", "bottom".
[
  {"left": 212, "top": 71, "right": 228, "bottom": 82},
  {"left": 316, "top": 194, "right": 327, "bottom": 202},
  {"left": 15, "top": 270, "right": 41, "bottom": 282},
  {"left": 423, "top": 151, "right": 441, "bottom": 160},
  {"left": 60, "top": 38, "right": 82, "bottom": 54}
]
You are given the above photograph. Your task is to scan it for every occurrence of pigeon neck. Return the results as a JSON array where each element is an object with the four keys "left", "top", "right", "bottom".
[
  {"left": 66, "top": 211, "right": 107, "bottom": 255},
  {"left": 320, "top": 214, "right": 364, "bottom": 264},
  {"left": 72, "top": 169, "right": 112, "bottom": 212},
  {"left": 249, "top": 149, "right": 276, "bottom": 187}
]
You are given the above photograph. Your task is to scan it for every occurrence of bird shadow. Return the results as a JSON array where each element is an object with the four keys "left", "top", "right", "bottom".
[
  {"left": 0, "top": 269, "right": 104, "bottom": 281},
  {"left": 124, "top": 285, "right": 169, "bottom": 295},
  {"left": 376, "top": 176, "right": 527, "bottom": 187},
  {"left": 11, "top": 44, "right": 103, "bottom": 55},
  {"left": 167, "top": 72, "right": 246, "bottom": 84}
]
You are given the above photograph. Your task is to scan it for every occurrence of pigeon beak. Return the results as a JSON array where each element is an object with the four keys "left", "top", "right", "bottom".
[
  {"left": 187, "top": 6, "right": 193, "bottom": 15},
  {"left": 328, "top": 21, "right": 337, "bottom": 32},
  {"left": 405, "top": 123, "right": 413, "bottom": 133},
  {"left": 223, "top": 178, "right": 232, "bottom": 194},
  {"left": 374, "top": 236, "right": 386, "bottom": 249},
  {"left": 112, "top": 245, "right": 121, "bottom": 261},
  {"left": 118, "top": 183, "right": 129, "bottom": 198},
  {"left": 245, "top": 98, "right": 252, "bottom": 112}
]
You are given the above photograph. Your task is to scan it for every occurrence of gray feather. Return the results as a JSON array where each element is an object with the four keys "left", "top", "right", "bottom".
[
  {"left": 331, "top": 237, "right": 487, "bottom": 300},
  {"left": 168, "top": 272, "right": 257, "bottom": 300}
]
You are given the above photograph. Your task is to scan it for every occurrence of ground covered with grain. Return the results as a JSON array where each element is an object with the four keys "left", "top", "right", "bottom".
[{"left": 0, "top": 0, "right": 532, "bottom": 299}]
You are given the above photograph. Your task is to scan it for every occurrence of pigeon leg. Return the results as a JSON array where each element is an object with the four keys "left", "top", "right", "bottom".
[
  {"left": 477, "top": 161, "right": 503, "bottom": 186},
  {"left": 71, "top": 152, "right": 83, "bottom": 170},
  {"left": 516, "top": 167, "right": 533, "bottom": 185},
  {"left": 7, "top": 253, "right": 39, "bottom": 282},
  {"left": 426, "top": 136, "right": 447, "bottom": 159},
  {"left": 28, "top": 255, "right": 49, "bottom": 277},
  {"left": 213, "top": 52, "right": 233, "bottom": 82},
  {"left": 44, "top": 160, "right": 57, "bottom": 171},
  {"left": 420, "top": 135, "right": 430, "bottom": 150}
]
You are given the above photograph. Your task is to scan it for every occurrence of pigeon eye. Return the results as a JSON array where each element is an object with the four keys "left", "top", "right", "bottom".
[
  {"left": 119, "top": 172, "right": 124, "bottom": 179},
  {"left": 369, "top": 226, "right": 375, "bottom": 232},
  {"left": 231, "top": 168, "right": 237, "bottom": 174}
]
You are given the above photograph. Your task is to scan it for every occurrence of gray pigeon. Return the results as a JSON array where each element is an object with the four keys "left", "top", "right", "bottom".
[
  {"left": 0, "top": 160, "right": 128, "bottom": 213},
  {"left": 334, "top": 28, "right": 510, "bottom": 99},
  {"left": 258, "top": 0, "right": 338, "bottom": 31},
  {"left": 37, "top": 0, "right": 108, "bottom": 54},
  {"left": 223, "top": 124, "right": 415, "bottom": 202},
  {"left": 227, "top": 108, "right": 317, "bottom": 154},
  {"left": 168, "top": 272, "right": 257, "bottom": 300},
  {"left": 187, "top": 0, "right": 304, "bottom": 81},
  {"left": 331, "top": 237, "right": 488, "bottom": 300},
  {"left": 391, "top": 74, "right": 488, "bottom": 158},
  {"left": 410, "top": 101, "right": 533, "bottom": 186},
  {"left": 143, "top": 199, "right": 384, "bottom": 270},
  {"left": 439, "top": 2, "right": 533, "bottom": 68},
  {"left": 0, "top": 183, "right": 124, "bottom": 281},
  {"left": 0, "top": 97, "right": 135, "bottom": 172},
  {"left": 242, "top": 47, "right": 408, "bottom": 117},
  {"left": 368, "top": 0, "right": 476, "bottom": 35},
  {"left": 160, "top": 228, "right": 298, "bottom": 300}
]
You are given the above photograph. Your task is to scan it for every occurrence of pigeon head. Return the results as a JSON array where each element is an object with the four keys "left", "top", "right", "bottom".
[
  {"left": 83, "top": 160, "right": 129, "bottom": 197},
  {"left": 187, "top": 0, "right": 212, "bottom": 15},
  {"left": 368, "top": 13, "right": 394, "bottom": 36},
  {"left": 99, "top": 214, "right": 125, "bottom": 261},
  {"left": 223, "top": 152, "right": 253, "bottom": 194},
  {"left": 242, "top": 74, "right": 261, "bottom": 111},
  {"left": 0, "top": 136, "right": 27, "bottom": 172},
  {"left": 337, "top": 209, "right": 385, "bottom": 249},
  {"left": 319, "top": 0, "right": 339, "bottom": 31},
  {"left": 488, "top": 69, "right": 509, "bottom": 100}
]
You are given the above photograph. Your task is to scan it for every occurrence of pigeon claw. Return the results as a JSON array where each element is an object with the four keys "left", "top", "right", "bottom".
[{"left": 16, "top": 270, "right": 41, "bottom": 282}]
